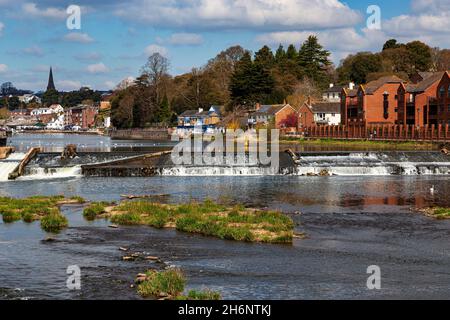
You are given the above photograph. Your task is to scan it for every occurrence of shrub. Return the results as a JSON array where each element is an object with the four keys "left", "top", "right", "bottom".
[
  {"left": 83, "top": 202, "right": 107, "bottom": 221},
  {"left": 138, "top": 269, "right": 186, "bottom": 298},
  {"left": 111, "top": 212, "right": 142, "bottom": 225},
  {"left": 40, "top": 214, "right": 68, "bottom": 233}
]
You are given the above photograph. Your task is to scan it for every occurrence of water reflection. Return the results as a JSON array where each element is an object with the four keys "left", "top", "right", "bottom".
[{"left": 7, "top": 133, "right": 176, "bottom": 153}]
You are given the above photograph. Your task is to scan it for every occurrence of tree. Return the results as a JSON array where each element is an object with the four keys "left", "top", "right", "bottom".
[
  {"left": 158, "top": 94, "right": 172, "bottom": 123},
  {"left": 7, "top": 96, "right": 21, "bottom": 110},
  {"left": 337, "top": 52, "right": 383, "bottom": 84},
  {"left": 111, "top": 89, "right": 134, "bottom": 129},
  {"left": 254, "top": 45, "right": 274, "bottom": 69},
  {"left": 0, "top": 107, "right": 9, "bottom": 120},
  {"left": 275, "top": 45, "right": 286, "bottom": 63},
  {"left": 230, "top": 52, "right": 254, "bottom": 107},
  {"left": 279, "top": 112, "right": 298, "bottom": 128},
  {"left": 432, "top": 48, "right": 450, "bottom": 71},
  {"left": 286, "top": 78, "right": 321, "bottom": 108},
  {"left": 297, "top": 36, "right": 332, "bottom": 88},
  {"left": 141, "top": 53, "right": 170, "bottom": 104},
  {"left": 229, "top": 51, "right": 275, "bottom": 108},
  {"left": 406, "top": 41, "right": 432, "bottom": 72},
  {"left": 382, "top": 39, "right": 400, "bottom": 51},
  {"left": 42, "top": 89, "right": 60, "bottom": 107}
]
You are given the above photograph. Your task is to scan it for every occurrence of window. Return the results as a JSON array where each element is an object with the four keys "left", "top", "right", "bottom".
[
  {"left": 448, "top": 86, "right": 450, "bottom": 98},
  {"left": 439, "top": 86, "right": 445, "bottom": 98},
  {"left": 332, "top": 113, "right": 336, "bottom": 117},
  {"left": 383, "top": 93, "right": 389, "bottom": 119}
]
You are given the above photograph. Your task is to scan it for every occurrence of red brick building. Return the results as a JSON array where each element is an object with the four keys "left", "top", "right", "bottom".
[
  {"left": 341, "top": 73, "right": 450, "bottom": 128},
  {"left": 341, "top": 75, "right": 405, "bottom": 127},
  {"left": 64, "top": 105, "right": 98, "bottom": 129},
  {"left": 437, "top": 71, "right": 450, "bottom": 125}
]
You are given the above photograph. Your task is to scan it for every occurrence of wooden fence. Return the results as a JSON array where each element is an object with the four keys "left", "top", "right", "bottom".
[{"left": 301, "top": 124, "right": 450, "bottom": 142}]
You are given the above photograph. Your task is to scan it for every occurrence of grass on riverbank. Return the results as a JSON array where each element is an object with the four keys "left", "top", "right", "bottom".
[
  {"left": 82, "top": 202, "right": 112, "bottom": 221},
  {"left": 0, "top": 195, "right": 85, "bottom": 232},
  {"left": 280, "top": 138, "right": 435, "bottom": 149},
  {"left": 101, "top": 199, "right": 294, "bottom": 244},
  {"left": 137, "top": 269, "right": 220, "bottom": 300},
  {"left": 420, "top": 207, "right": 450, "bottom": 220}
]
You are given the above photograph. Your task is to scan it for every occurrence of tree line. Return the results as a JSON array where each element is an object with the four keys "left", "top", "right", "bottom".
[{"left": 108, "top": 36, "right": 450, "bottom": 129}]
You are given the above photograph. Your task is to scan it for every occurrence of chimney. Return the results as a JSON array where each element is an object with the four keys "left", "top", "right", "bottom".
[
  {"left": 307, "top": 96, "right": 311, "bottom": 106},
  {"left": 329, "top": 83, "right": 334, "bottom": 88},
  {"left": 349, "top": 82, "right": 355, "bottom": 90}
]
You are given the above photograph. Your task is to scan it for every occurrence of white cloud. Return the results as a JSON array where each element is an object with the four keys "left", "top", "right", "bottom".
[
  {"left": 86, "top": 63, "right": 110, "bottom": 74},
  {"left": 104, "top": 81, "right": 117, "bottom": 90},
  {"left": 22, "top": 2, "right": 66, "bottom": 20},
  {"left": 0, "top": 22, "right": 4, "bottom": 36},
  {"left": 145, "top": 44, "right": 168, "bottom": 57},
  {"left": 114, "top": 0, "right": 361, "bottom": 31},
  {"left": 159, "top": 33, "right": 204, "bottom": 46},
  {"left": 57, "top": 80, "right": 82, "bottom": 91},
  {"left": 23, "top": 45, "right": 44, "bottom": 57},
  {"left": 74, "top": 52, "right": 103, "bottom": 62},
  {"left": 0, "top": 64, "right": 8, "bottom": 73},
  {"left": 256, "top": 28, "right": 387, "bottom": 64},
  {"left": 412, "top": 0, "right": 450, "bottom": 13},
  {"left": 63, "top": 32, "right": 94, "bottom": 43}
]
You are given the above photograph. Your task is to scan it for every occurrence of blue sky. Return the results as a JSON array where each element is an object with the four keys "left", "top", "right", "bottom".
[{"left": 0, "top": 0, "right": 449, "bottom": 92}]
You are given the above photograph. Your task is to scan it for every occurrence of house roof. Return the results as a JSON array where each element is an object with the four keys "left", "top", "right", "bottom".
[
  {"left": 179, "top": 108, "right": 219, "bottom": 118},
  {"left": 254, "top": 104, "right": 292, "bottom": 116},
  {"left": 362, "top": 75, "right": 405, "bottom": 94},
  {"left": 324, "top": 85, "right": 345, "bottom": 94},
  {"left": 310, "top": 102, "right": 341, "bottom": 114},
  {"left": 343, "top": 88, "right": 358, "bottom": 97},
  {"left": 407, "top": 72, "right": 445, "bottom": 93}
]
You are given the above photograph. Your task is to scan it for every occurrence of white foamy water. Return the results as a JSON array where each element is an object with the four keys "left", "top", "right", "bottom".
[
  {"left": 0, "top": 153, "right": 26, "bottom": 181},
  {"left": 18, "top": 166, "right": 82, "bottom": 180},
  {"left": 159, "top": 166, "right": 281, "bottom": 176}
]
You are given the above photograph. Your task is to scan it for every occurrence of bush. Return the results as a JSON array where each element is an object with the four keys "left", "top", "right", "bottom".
[
  {"left": 40, "top": 214, "right": 68, "bottom": 233},
  {"left": 138, "top": 269, "right": 186, "bottom": 298},
  {"left": 2, "top": 210, "right": 22, "bottom": 223},
  {"left": 185, "top": 290, "right": 221, "bottom": 300},
  {"left": 111, "top": 212, "right": 142, "bottom": 225},
  {"left": 83, "top": 202, "right": 107, "bottom": 221}
]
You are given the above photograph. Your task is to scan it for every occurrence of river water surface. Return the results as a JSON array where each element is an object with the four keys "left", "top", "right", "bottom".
[{"left": 1, "top": 134, "right": 450, "bottom": 300}]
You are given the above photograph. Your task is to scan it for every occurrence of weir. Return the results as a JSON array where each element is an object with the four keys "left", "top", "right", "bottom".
[{"left": 3, "top": 149, "right": 450, "bottom": 180}]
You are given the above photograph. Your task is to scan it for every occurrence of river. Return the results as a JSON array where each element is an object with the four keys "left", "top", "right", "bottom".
[{"left": 1, "top": 134, "right": 450, "bottom": 300}]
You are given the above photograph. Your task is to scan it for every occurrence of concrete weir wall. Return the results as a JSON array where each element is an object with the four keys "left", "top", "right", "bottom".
[{"left": 109, "top": 128, "right": 170, "bottom": 140}]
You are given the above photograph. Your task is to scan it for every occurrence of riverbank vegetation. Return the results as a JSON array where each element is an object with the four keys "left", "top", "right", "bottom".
[
  {"left": 0, "top": 195, "right": 85, "bottom": 232},
  {"left": 137, "top": 269, "right": 220, "bottom": 300},
  {"left": 420, "top": 207, "right": 450, "bottom": 219},
  {"left": 85, "top": 199, "right": 294, "bottom": 244},
  {"left": 280, "top": 138, "right": 436, "bottom": 150}
]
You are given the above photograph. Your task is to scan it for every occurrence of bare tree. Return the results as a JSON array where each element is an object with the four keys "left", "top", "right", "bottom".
[{"left": 141, "top": 53, "right": 170, "bottom": 103}]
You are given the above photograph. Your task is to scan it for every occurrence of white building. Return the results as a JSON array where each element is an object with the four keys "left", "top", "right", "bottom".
[
  {"left": 307, "top": 102, "right": 342, "bottom": 126},
  {"left": 30, "top": 104, "right": 63, "bottom": 116},
  {"left": 323, "top": 83, "right": 355, "bottom": 102},
  {"left": 46, "top": 114, "right": 65, "bottom": 130},
  {"left": 18, "top": 94, "right": 42, "bottom": 105}
]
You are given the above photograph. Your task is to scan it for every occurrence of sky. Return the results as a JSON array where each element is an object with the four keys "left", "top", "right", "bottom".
[{"left": 0, "top": 0, "right": 449, "bottom": 92}]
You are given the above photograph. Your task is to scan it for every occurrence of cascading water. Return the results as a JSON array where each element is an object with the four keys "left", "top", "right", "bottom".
[
  {"left": 0, "top": 153, "right": 26, "bottom": 181},
  {"left": 294, "top": 151, "right": 450, "bottom": 176}
]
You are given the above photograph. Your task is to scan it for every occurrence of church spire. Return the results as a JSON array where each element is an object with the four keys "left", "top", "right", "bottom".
[{"left": 47, "top": 67, "right": 56, "bottom": 91}]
